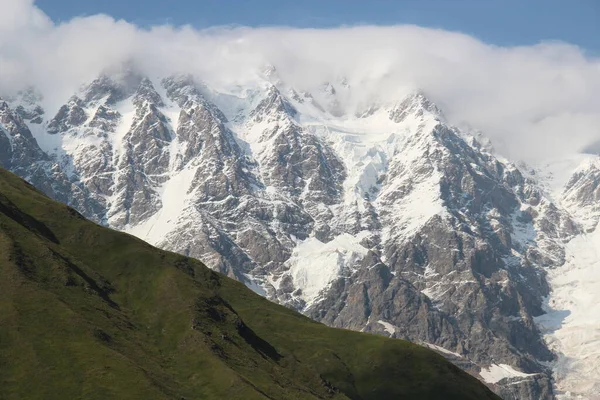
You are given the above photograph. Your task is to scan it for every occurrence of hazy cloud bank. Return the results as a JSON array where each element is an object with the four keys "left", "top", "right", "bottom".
[{"left": 1, "top": 0, "right": 599, "bottom": 161}]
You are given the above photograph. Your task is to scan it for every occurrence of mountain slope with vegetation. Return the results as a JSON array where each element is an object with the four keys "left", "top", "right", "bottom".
[{"left": 0, "top": 168, "right": 499, "bottom": 400}]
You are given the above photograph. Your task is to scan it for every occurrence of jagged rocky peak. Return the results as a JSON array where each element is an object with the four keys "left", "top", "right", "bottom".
[
  {"left": 0, "top": 101, "right": 26, "bottom": 167},
  {"left": 564, "top": 157, "right": 600, "bottom": 202},
  {"left": 162, "top": 74, "right": 240, "bottom": 171},
  {"left": 288, "top": 88, "right": 305, "bottom": 103},
  {"left": 562, "top": 156, "right": 600, "bottom": 231},
  {"left": 352, "top": 90, "right": 442, "bottom": 122},
  {"left": 464, "top": 126, "right": 496, "bottom": 154},
  {"left": 162, "top": 74, "right": 198, "bottom": 104},
  {"left": 47, "top": 96, "right": 87, "bottom": 134},
  {"left": 162, "top": 74, "right": 227, "bottom": 123},
  {"left": 261, "top": 64, "right": 283, "bottom": 86},
  {"left": 47, "top": 70, "right": 170, "bottom": 136},
  {"left": 263, "top": 64, "right": 277, "bottom": 78},
  {"left": 0, "top": 99, "right": 41, "bottom": 147},
  {"left": 250, "top": 85, "right": 297, "bottom": 123},
  {"left": 318, "top": 80, "right": 348, "bottom": 117},
  {"left": 4, "top": 87, "right": 45, "bottom": 124},
  {"left": 129, "top": 83, "right": 170, "bottom": 140},
  {"left": 245, "top": 85, "right": 346, "bottom": 207},
  {"left": 128, "top": 99, "right": 171, "bottom": 144},
  {"left": 321, "top": 76, "right": 351, "bottom": 95},
  {"left": 322, "top": 81, "right": 337, "bottom": 96},
  {"left": 0, "top": 99, "right": 106, "bottom": 223},
  {"left": 82, "top": 67, "right": 145, "bottom": 106},
  {"left": 389, "top": 91, "right": 444, "bottom": 123},
  {"left": 16, "top": 104, "right": 45, "bottom": 124},
  {"left": 355, "top": 100, "right": 382, "bottom": 118},
  {"left": 132, "top": 77, "right": 164, "bottom": 109},
  {"left": 0, "top": 98, "right": 10, "bottom": 113},
  {"left": 291, "top": 88, "right": 328, "bottom": 113},
  {"left": 88, "top": 104, "right": 121, "bottom": 132},
  {"left": 83, "top": 70, "right": 165, "bottom": 111}
]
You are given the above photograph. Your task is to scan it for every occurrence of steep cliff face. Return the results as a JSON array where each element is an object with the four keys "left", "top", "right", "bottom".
[
  {"left": 0, "top": 96, "right": 103, "bottom": 222},
  {"left": 2, "top": 68, "right": 598, "bottom": 399}
]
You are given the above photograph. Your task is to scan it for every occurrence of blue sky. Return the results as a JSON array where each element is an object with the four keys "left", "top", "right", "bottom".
[{"left": 36, "top": 0, "right": 600, "bottom": 53}]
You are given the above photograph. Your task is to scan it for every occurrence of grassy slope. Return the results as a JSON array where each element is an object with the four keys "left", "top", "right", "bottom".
[{"left": 0, "top": 169, "right": 499, "bottom": 400}]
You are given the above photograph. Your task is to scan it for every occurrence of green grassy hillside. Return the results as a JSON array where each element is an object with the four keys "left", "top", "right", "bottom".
[{"left": 0, "top": 168, "right": 499, "bottom": 400}]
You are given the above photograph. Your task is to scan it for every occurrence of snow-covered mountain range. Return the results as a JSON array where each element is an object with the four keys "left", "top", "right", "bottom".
[{"left": 2, "top": 66, "right": 599, "bottom": 400}]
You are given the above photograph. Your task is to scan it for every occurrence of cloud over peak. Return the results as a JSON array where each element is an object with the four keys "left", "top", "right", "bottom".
[{"left": 1, "top": 1, "right": 599, "bottom": 161}]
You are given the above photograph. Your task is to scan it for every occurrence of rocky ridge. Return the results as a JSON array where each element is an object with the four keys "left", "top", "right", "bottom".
[{"left": 1, "top": 68, "right": 597, "bottom": 399}]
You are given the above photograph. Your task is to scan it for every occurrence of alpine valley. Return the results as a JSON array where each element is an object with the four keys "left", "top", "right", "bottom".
[{"left": 2, "top": 66, "right": 599, "bottom": 400}]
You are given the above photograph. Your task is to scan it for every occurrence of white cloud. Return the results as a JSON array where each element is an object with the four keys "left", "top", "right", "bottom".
[
  {"left": 1, "top": 1, "right": 599, "bottom": 162},
  {"left": 0, "top": 0, "right": 50, "bottom": 32}
]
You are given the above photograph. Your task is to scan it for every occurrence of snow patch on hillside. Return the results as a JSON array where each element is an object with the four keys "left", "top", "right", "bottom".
[
  {"left": 422, "top": 342, "right": 463, "bottom": 358},
  {"left": 479, "top": 364, "right": 537, "bottom": 384},
  {"left": 287, "top": 232, "right": 370, "bottom": 308},
  {"left": 377, "top": 320, "right": 397, "bottom": 336},
  {"left": 126, "top": 164, "right": 198, "bottom": 243}
]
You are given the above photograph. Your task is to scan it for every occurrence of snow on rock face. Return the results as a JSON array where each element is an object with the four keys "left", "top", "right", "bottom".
[
  {"left": 480, "top": 364, "right": 538, "bottom": 385},
  {"left": 561, "top": 157, "right": 600, "bottom": 232},
  {"left": 535, "top": 158, "right": 600, "bottom": 399},
  {"left": 536, "top": 231, "right": 600, "bottom": 399},
  {"left": 126, "top": 162, "right": 199, "bottom": 244},
  {"left": 422, "top": 342, "right": 463, "bottom": 358},
  {"left": 377, "top": 320, "right": 397, "bottom": 336},
  {"left": 0, "top": 97, "right": 105, "bottom": 222},
  {"left": 285, "top": 232, "right": 370, "bottom": 308},
  {"left": 4, "top": 69, "right": 596, "bottom": 400}
]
